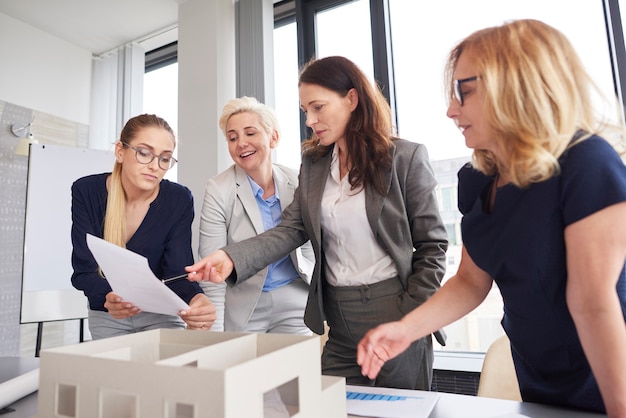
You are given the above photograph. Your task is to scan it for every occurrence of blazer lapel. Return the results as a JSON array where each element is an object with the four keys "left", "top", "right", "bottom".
[
  {"left": 302, "top": 149, "right": 334, "bottom": 334},
  {"left": 365, "top": 142, "right": 395, "bottom": 236},
  {"left": 273, "top": 166, "right": 297, "bottom": 208},
  {"left": 306, "top": 150, "right": 332, "bottom": 247},
  {"left": 234, "top": 165, "right": 265, "bottom": 235}
]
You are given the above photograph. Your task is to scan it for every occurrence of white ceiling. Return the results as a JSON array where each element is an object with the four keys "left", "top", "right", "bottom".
[{"left": 0, "top": 0, "right": 181, "bottom": 55}]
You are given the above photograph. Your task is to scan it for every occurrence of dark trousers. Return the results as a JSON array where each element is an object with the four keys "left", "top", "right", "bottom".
[{"left": 321, "top": 278, "right": 433, "bottom": 390}]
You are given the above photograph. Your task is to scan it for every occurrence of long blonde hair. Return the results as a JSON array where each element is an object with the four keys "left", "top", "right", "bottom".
[
  {"left": 445, "top": 19, "right": 623, "bottom": 187},
  {"left": 103, "top": 114, "right": 175, "bottom": 248}
]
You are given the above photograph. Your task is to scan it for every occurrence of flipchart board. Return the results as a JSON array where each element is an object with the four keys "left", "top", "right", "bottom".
[{"left": 21, "top": 144, "right": 115, "bottom": 323}]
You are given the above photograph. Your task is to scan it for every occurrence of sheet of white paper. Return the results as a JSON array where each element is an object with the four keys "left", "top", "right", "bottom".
[
  {"left": 86, "top": 233, "right": 190, "bottom": 316},
  {"left": 345, "top": 385, "right": 439, "bottom": 418}
]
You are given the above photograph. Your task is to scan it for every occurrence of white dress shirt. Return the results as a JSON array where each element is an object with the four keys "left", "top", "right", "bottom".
[{"left": 320, "top": 147, "right": 398, "bottom": 286}]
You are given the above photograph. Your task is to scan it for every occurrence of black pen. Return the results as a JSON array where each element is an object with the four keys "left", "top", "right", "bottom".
[{"left": 161, "top": 273, "right": 191, "bottom": 284}]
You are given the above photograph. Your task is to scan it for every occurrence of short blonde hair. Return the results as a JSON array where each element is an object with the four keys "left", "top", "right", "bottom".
[
  {"left": 219, "top": 96, "right": 280, "bottom": 139},
  {"left": 445, "top": 19, "right": 620, "bottom": 187}
]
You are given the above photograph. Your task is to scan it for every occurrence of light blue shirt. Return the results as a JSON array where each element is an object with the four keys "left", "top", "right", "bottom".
[{"left": 248, "top": 176, "right": 300, "bottom": 291}]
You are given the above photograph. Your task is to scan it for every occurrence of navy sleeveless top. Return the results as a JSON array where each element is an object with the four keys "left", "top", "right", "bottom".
[{"left": 458, "top": 135, "right": 626, "bottom": 412}]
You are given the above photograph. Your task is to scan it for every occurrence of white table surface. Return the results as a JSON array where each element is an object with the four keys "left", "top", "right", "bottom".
[{"left": 1, "top": 357, "right": 608, "bottom": 418}]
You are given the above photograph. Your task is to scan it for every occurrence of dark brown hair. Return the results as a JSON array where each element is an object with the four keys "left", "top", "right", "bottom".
[{"left": 299, "top": 56, "right": 393, "bottom": 195}]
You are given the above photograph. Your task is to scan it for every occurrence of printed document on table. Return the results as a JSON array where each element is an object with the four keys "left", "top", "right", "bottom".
[
  {"left": 346, "top": 384, "right": 439, "bottom": 418},
  {"left": 86, "top": 233, "right": 190, "bottom": 316}
]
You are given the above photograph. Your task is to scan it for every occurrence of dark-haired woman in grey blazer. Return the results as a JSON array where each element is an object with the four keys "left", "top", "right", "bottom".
[{"left": 187, "top": 56, "right": 447, "bottom": 390}]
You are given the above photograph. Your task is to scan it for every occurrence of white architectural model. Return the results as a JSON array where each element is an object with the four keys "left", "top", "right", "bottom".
[{"left": 37, "top": 329, "right": 346, "bottom": 418}]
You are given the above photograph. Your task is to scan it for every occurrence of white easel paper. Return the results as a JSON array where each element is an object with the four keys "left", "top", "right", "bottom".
[{"left": 0, "top": 368, "right": 39, "bottom": 410}]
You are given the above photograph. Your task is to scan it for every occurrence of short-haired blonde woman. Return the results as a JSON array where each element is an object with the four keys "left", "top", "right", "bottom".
[
  {"left": 357, "top": 19, "right": 626, "bottom": 416},
  {"left": 71, "top": 114, "right": 216, "bottom": 339},
  {"left": 199, "top": 97, "right": 314, "bottom": 334}
]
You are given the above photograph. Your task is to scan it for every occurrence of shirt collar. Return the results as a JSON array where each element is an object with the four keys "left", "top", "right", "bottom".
[{"left": 247, "top": 175, "right": 279, "bottom": 201}]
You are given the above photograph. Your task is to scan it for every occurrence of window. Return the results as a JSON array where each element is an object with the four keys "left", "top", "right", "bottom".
[
  {"left": 274, "top": 20, "right": 302, "bottom": 170},
  {"left": 388, "top": 1, "right": 615, "bottom": 161},
  {"left": 444, "top": 223, "right": 457, "bottom": 246},
  {"left": 100, "top": 389, "right": 137, "bottom": 418},
  {"left": 315, "top": 0, "right": 374, "bottom": 82},
  {"left": 143, "top": 61, "right": 178, "bottom": 181},
  {"left": 441, "top": 187, "right": 454, "bottom": 212},
  {"left": 166, "top": 401, "right": 195, "bottom": 418},
  {"left": 56, "top": 384, "right": 77, "bottom": 417}
]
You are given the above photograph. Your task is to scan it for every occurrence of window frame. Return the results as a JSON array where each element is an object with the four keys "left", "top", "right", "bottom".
[{"left": 145, "top": 41, "right": 178, "bottom": 73}]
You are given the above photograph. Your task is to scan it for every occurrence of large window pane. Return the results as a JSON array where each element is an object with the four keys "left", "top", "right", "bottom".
[
  {"left": 389, "top": 0, "right": 614, "bottom": 352},
  {"left": 315, "top": 0, "right": 374, "bottom": 83},
  {"left": 143, "top": 62, "right": 178, "bottom": 181},
  {"left": 274, "top": 22, "right": 302, "bottom": 170}
]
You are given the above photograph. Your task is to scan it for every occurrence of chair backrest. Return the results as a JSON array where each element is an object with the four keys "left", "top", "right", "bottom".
[{"left": 477, "top": 334, "right": 522, "bottom": 401}]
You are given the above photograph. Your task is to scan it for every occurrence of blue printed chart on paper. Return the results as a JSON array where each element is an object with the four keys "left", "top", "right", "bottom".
[{"left": 345, "top": 384, "right": 439, "bottom": 418}]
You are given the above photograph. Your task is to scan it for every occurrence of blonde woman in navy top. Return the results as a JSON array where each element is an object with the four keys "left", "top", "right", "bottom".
[
  {"left": 71, "top": 114, "right": 216, "bottom": 339},
  {"left": 357, "top": 20, "right": 626, "bottom": 416}
]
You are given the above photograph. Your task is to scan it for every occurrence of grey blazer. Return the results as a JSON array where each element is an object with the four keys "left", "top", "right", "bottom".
[
  {"left": 224, "top": 139, "right": 448, "bottom": 343},
  {"left": 198, "top": 164, "right": 314, "bottom": 331}
]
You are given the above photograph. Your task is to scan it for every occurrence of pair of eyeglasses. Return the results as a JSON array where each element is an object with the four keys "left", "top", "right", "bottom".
[
  {"left": 453, "top": 76, "right": 479, "bottom": 106},
  {"left": 120, "top": 141, "right": 177, "bottom": 170}
]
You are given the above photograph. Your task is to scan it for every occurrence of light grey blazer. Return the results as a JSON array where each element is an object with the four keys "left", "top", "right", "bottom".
[
  {"left": 198, "top": 164, "right": 314, "bottom": 332},
  {"left": 223, "top": 139, "right": 448, "bottom": 344}
]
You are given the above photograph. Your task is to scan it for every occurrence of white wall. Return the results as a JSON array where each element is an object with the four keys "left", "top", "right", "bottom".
[
  {"left": 0, "top": 12, "right": 92, "bottom": 125},
  {"left": 0, "top": 11, "right": 93, "bottom": 357}
]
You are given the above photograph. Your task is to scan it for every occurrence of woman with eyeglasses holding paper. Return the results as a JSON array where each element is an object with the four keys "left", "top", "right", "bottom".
[
  {"left": 357, "top": 20, "right": 626, "bottom": 416},
  {"left": 71, "top": 114, "right": 216, "bottom": 339}
]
